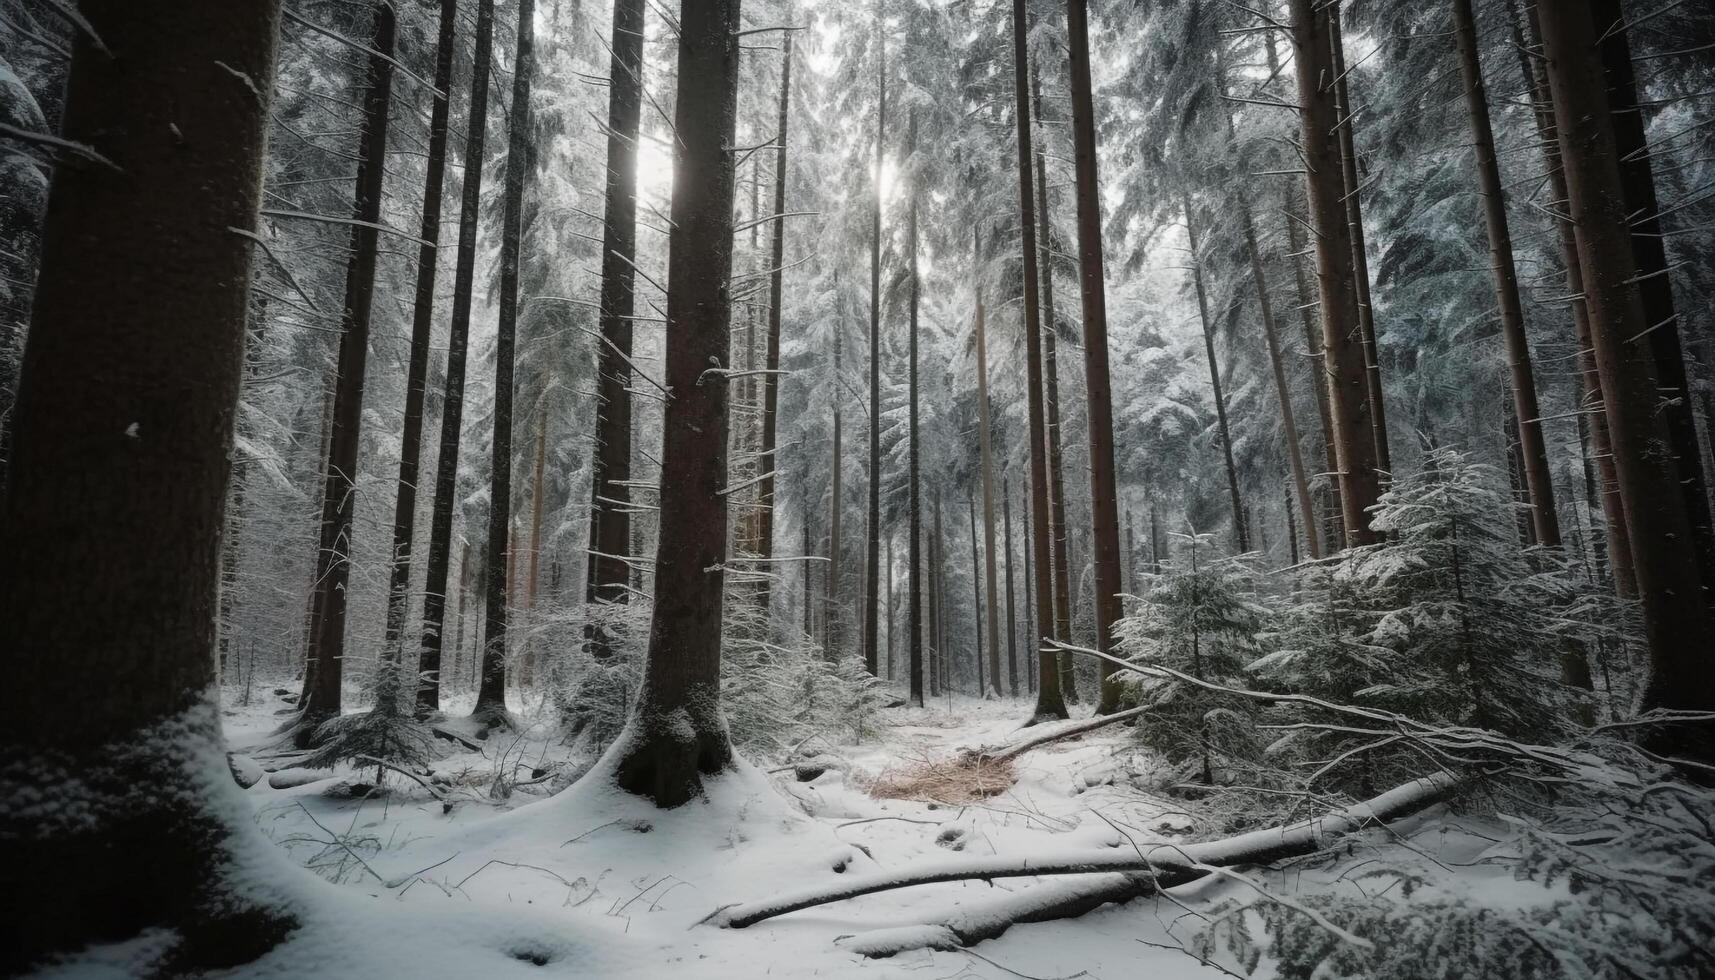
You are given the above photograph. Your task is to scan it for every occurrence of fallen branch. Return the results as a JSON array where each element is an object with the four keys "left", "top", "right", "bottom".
[
  {"left": 711, "top": 771, "right": 1458, "bottom": 930},
  {"left": 970, "top": 705, "right": 1149, "bottom": 763}
]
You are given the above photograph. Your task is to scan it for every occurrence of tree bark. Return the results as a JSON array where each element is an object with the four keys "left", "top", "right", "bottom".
[
  {"left": 863, "top": 2, "right": 886, "bottom": 678},
  {"left": 1289, "top": 0, "right": 1383, "bottom": 546},
  {"left": 523, "top": 414, "right": 547, "bottom": 687},
  {"left": 829, "top": 292, "right": 843, "bottom": 655},
  {"left": 969, "top": 490, "right": 985, "bottom": 694},
  {"left": 473, "top": 0, "right": 536, "bottom": 726},
  {"left": 384, "top": 0, "right": 460, "bottom": 658},
  {"left": 1451, "top": 0, "right": 1560, "bottom": 547},
  {"left": 974, "top": 235, "right": 1004, "bottom": 695},
  {"left": 1185, "top": 198, "right": 1250, "bottom": 554},
  {"left": 611, "top": 0, "right": 743, "bottom": 805},
  {"left": 1012, "top": 0, "right": 1067, "bottom": 721},
  {"left": 1065, "top": 0, "right": 1125, "bottom": 716},
  {"left": 756, "top": 34, "right": 795, "bottom": 608},
  {"left": 1536, "top": 0, "right": 1715, "bottom": 745},
  {"left": 299, "top": 1, "right": 397, "bottom": 746},
  {"left": 418, "top": 0, "right": 498, "bottom": 714},
  {"left": 1508, "top": 0, "right": 1634, "bottom": 594},
  {"left": 1591, "top": 0, "right": 1715, "bottom": 606},
  {"left": 1003, "top": 473, "right": 1019, "bottom": 695},
  {"left": 0, "top": 0, "right": 294, "bottom": 967},
  {"left": 1327, "top": 10, "right": 1392, "bottom": 484},
  {"left": 584, "top": 0, "right": 645, "bottom": 658}
]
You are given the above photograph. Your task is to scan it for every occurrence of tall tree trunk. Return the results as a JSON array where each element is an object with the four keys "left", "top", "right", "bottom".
[
  {"left": 1288, "top": 0, "right": 1383, "bottom": 546},
  {"left": 974, "top": 234, "right": 1003, "bottom": 695},
  {"left": 418, "top": 0, "right": 498, "bottom": 714},
  {"left": 1024, "top": 479, "right": 1037, "bottom": 694},
  {"left": 907, "top": 110, "right": 925, "bottom": 707},
  {"left": 886, "top": 532, "right": 895, "bottom": 680},
  {"left": 474, "top": 0, "right": 536, "bottom": 727},
  {"left": 1592, "top": 0, "right": 1715, "bottom": 606},
  {"left": 1536, "top": 0, "right": 1715, "bottom": 749},
  {"left": 1509, "top": 0, "right": 1635, "bottom": 594},
  {"left": 452, "top": 539, "right": 471, "bottom": 688},
  {"left": 1185, "top": 198, "right": 1250, "bottom": 554},
  {"left": 299, "top": 2, "right": 397, "bottom": 746},
  {"left": 1003, "top": 473, "right": 1019, "bottom": 695},
  {"left": 1451, "top": 0, "right": 1560, "bottom": 547},
  {"left": 1066, "top": 0, "right": 1126, "bottom": 715},
  {"left": 384, "top": 0, "right": 460, "bottom": 658},
  {"left": 1263, "top": 27, "right": 1342, "bottom": 545},
  {"left": 523, "top": 415, "right": 547, "bottom": 687},
  {"left": 969, "top": 490, "right": 986, "bottom": 695},
  {"left": 829, "top": 300, "right": 843, "bottom": 655},
  {"left": 1012, "top": 0, "right": 1068, "bottom": 721},
  {"left": 584, "top": 0, "right": 645, "bottom": 658},
  {"left": 0, "top": 0, "right": 292, "bottom": 967},
  {"left": 1327, "top": 10, "right": 1392, "bottom": 484},
  {"left": 756, "top": 34, "right": 795, "bottom": 606},
  {"left": 611, "top": 0, "right": 744, "bottom": 804},
  {"left": 863, "top": 3, "right": 886, "bottom": 678}
]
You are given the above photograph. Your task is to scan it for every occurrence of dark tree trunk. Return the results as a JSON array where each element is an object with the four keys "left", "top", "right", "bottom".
[
  {"left": 756, "top": 34, "right": 795, "bottom": 609},
  {"left": 1328, "top": 10, "right": 1392, "bottom": 484},
  {"left": 611, "top": 0, "right": 743, "bottom": 805},
  {"left": 1185, "top": 198, "right": 1249, "bottom": 554},
  {"left": 1537, "top": 0, "right": 1715, "bottom": 748},
  {"left": 1509, "top": 0, "right": 1635, "bottom": 594},
  {"left": 584, "top": 0, "right": 645, "bottom": 658},
  {"left": 1003, "top": 473, "right": 1020, "bottom": 695},
  {"left": 298, "top": 2, "right": 397, "bottom": 746},
  {"left": 384, "top": 0, "right": 460, "bottom": 657},
  {"left": 974, "top": 233, "right": 1003, "bottom": 695},
  {"left": 1264, "top": 26, "right": 1342, "bottom": 546},
  {"left": 1289, "top": 0, "right": 1383, "bottom": 546},
  {"left": 1452, "top": 0, "right": 1560, "bottom": 547},
  {"left": 1592, "top": 0, "right": 1715, "bottom": 605},
  {"left": 473, "top": 0, "right": 536, "bottom": 726},
  {"left": 0, "top": 0, "right": 294, "bottom": 968},
  {"left": 1024, "top": 480, "right": 1038, "bottom": 694},
  {"left": 969, "top": 490, "right": 986, "bottom": 695},
  {"left": 1013, "top": 0, "right": 1068, "bottom": 721},
  {"left": 863, "top": 4, "right": 886, "bottom": 677},
  {"left": 1065, "top": 0, "right": 1125, "bottom": 715},
  {"left": 418, "top": 0, "right": 498, "bottom": 714},
  {"left": 907, "top": 111, "right": 925, "bottom": 707}
]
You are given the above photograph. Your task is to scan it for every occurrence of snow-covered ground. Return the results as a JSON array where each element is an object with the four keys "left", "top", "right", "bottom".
[{"left": 160, "top": 691, "right": 1508, "bottom": 979}]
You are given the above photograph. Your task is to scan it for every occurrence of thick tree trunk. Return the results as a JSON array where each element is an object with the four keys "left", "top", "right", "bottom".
[
  {"left": 864, "top": 5, "right": 886, "bottom": 678},
  {"left": 418, "top": 0, "right": 497, "bottom": 714},
  {"left": 299, "top": 2, "right": 397, "bottom": 746},
  {"left": 906, "top": 109, "right": 926, "bottom": 706},
  {"left": 1012, "top": 0, "right": 1067, "bottom": 721},
  {"left": 974, "top": 239, "right": 1004, "bottom": 695},
  {"left": 384, "top": 0, "right": 460, "bottom": 657},
  {"left": 756, "top": 34, "right": 795, "bottom": 607},
  {"left": 474, "top": 0, "right": 536, "bottom": 726},
  {"left": 1185, "top": 198, "right": 1250, "bottom": 554},
  {"left": 1452, "top": 0, "right": 1560, "bottom": 547},
  {"left": 1263, "top": 28, "right": 1343, "bottom": 546},
  {"left": 1592, "top": 0, "right": 1715, "bottom": 606},
  {"left": 1536, "top": 0, "right": 1715, "bottom": 746},
  {"left": 0, "top": 0, "right": 294, "bottom": 968},
  {"left": 610, "top": 0, "right": 743, "bottom": 805},
  {"left": 1328, "top": 10, "right": 1392, "bottom": 485},
  {"left": 1065, "top": 0, "right": 1124, "bottom": 715},
  {"left": 584, "top": 0, "right": 645, "bottom": 658},
  {"left": 1003, "top": 473, "right": 1019, "bottom": 695},
  {"left": 1023, "top": 481, "right": 1037, "bottom": 694},
  {"left": 1289, "top": 0, "right": 1383, "bottom": 546},
  {"left": 1509, "top": 0, "right": 1635, "bottom": 594}
]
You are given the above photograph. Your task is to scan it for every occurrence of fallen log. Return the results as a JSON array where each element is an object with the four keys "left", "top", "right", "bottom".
[
  {"left": 968, "top": 705, "right": 1148, "bottom": 763},
  {"left": 710, "top": 770, "right": 1458, "bottom": 930}
]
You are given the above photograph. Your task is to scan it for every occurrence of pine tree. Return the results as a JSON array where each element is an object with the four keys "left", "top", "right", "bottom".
[
  {"left": 609, "top": 0, "right": 744, "bottom": 805},
  {"left": 0, "top": 0, "right": 294, "bottom": 967}
]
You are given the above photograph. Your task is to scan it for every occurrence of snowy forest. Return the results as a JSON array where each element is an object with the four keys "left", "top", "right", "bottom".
[{"left": 3, "top": 0, "right": 1715, "bottom": 976}]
